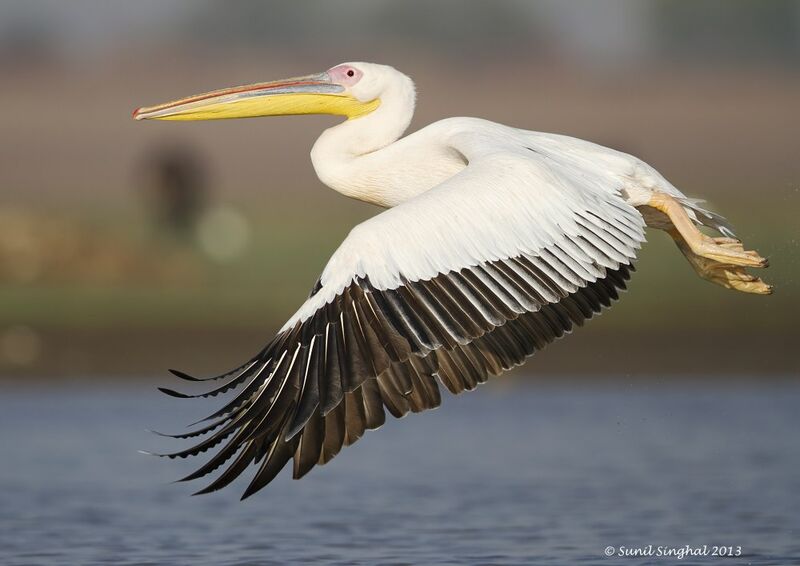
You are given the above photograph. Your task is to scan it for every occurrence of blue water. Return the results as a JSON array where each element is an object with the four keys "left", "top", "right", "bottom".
[{"left": 1, "top": 379, "right": 798, "bottom": 565}]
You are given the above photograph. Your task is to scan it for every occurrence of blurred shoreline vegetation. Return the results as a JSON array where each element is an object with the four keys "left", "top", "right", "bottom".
[
  {"left": 1, "top": 191, "right": 796, "bottom": 378},
  {"left": 0, "top": 0, "right": 798, "bottom": 378}
]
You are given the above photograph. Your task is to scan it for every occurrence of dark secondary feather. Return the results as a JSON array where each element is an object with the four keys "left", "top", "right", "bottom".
[{"left": 153, "top": 239, "right": 635, "bottom": 499}]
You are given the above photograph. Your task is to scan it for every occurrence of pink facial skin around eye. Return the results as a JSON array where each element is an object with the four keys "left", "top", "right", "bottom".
[{"left": 328, "top": 65, "right": 363, "bottom": 87}]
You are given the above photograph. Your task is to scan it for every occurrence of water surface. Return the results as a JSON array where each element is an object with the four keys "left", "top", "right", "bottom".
[{"left": 1, "top": 379, "right": 798, "bottom": 565}]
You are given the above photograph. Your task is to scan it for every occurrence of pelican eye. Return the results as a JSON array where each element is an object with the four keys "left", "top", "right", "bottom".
[{"left": 346, "top": 70, "right": 355, "bottom": 77}]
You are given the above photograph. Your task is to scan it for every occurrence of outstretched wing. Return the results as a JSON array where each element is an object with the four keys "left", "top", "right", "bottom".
[{"left": 155, "top": 142, "right": 646, "bottom": 498}]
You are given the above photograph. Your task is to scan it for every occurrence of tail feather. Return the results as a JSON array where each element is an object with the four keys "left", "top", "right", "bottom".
[{"left": 682, "top": 198, "right": 737, "bottom": 238}]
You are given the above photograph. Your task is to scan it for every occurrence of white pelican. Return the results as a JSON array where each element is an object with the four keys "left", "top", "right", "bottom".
[{"left": 134, "top": 62, "right": 771, "bottom": 498}]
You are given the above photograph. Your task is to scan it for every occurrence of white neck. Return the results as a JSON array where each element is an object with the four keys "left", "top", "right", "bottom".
[{"left": 310, "top": 74, "right": 416, "bottom": 203}]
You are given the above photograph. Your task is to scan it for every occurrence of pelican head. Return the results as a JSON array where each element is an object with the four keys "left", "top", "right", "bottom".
[{"left": 132, "top": 62, "right": 399, "bottom": 122}]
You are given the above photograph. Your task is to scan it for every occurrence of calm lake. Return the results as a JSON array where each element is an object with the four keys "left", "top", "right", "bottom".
[{"left": 1, "top": 378, "right": 798, "bottom": 565}]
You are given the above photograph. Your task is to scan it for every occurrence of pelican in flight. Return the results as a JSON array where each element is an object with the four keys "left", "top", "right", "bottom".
[{"left": 134, "top": 62, "right": 771, "bottom": 498}]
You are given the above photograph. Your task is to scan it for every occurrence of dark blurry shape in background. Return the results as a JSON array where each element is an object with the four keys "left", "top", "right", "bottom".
[
  {"left": 0, "top": 0, "right": 798, "bottom": 379},
  {"left": 140, "top": 143, "right": 208, "bottom": 241}
]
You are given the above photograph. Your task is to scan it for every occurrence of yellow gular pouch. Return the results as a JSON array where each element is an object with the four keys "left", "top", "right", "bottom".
[{"left": 156, "top": 93, "right": 381, "bottom": 121}]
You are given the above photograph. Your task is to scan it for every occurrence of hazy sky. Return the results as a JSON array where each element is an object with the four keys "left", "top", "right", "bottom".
[
  {"left": 0, "top": 1, "right": 671, "bottom": 67},
  {"left": 0, "top": 1, "right": 797, "bottom": 68}
]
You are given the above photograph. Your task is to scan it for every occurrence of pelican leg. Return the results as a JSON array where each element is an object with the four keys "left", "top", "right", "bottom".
[
  {"left": 647, "top": 192, "right": 772, "bottom": 295},
  {"left": 669, "top": 231, "right": 772, "bottom": 294}
]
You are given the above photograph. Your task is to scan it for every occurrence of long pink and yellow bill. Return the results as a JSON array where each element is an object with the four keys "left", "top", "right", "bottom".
[{"left": 133, "top": 73, "right": 378, "bottom": 121}]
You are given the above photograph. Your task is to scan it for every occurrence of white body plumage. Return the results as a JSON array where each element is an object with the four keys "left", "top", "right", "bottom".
[{"left": 293, "top": 62, "right": 722, "bottom": 330}]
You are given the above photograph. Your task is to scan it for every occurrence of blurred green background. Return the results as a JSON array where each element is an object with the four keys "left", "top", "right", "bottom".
[{"left": 0, "top": 0, "right": 798, "bottom": 380}]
